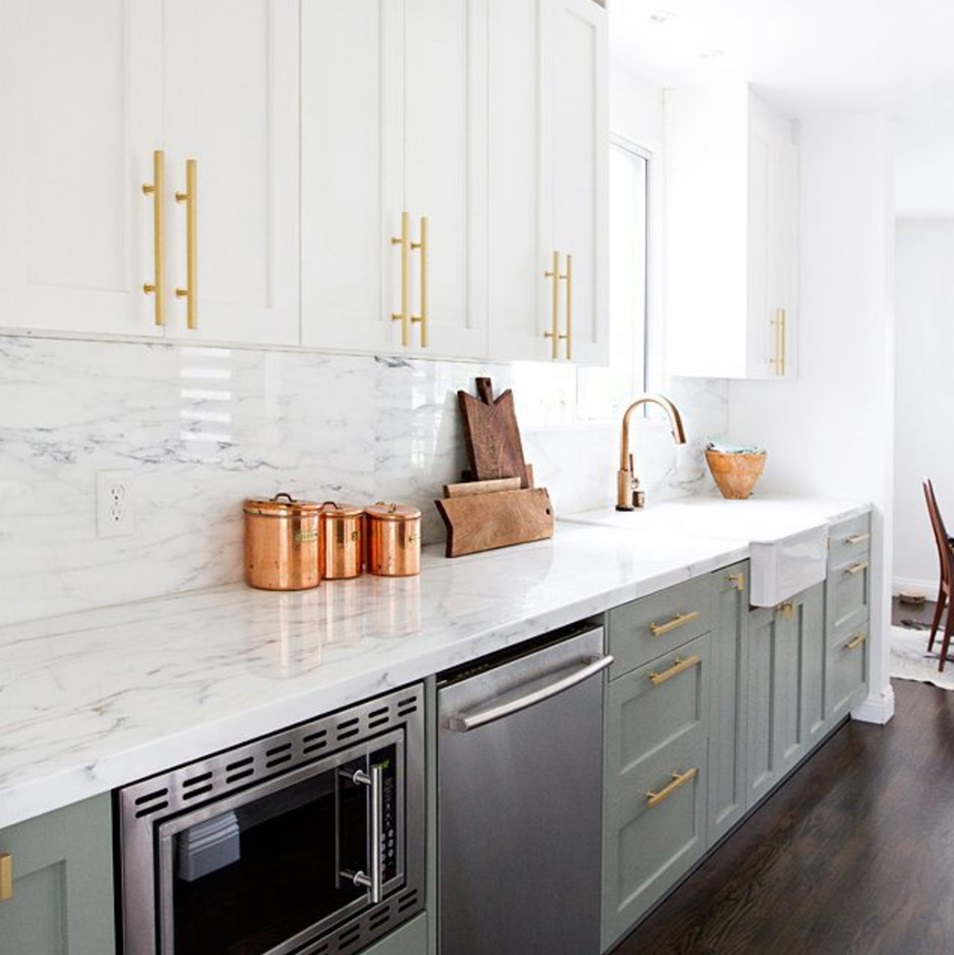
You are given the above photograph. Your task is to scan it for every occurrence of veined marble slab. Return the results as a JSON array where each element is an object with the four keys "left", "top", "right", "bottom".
[{"left": 0, "top": 521, "right": 747, "bottom": 829}]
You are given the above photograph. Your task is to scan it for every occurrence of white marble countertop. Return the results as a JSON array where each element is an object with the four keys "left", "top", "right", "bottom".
[{"left": 0, "top": 493, "right": 870, "bottom": 829}]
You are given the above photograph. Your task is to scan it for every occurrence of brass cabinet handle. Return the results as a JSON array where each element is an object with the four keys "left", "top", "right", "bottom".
[
  {"left": 649, "top": 654, "right": 700, "bottom": 687},
  {"left": 175, "top": 158, "right": 198, "bottom": 330},
  {"left": 0, "top": 852, "right": 12, "bottom": 902},
  {"left": 780, "top": 307, "right": 787, "bottom": 376},
  {"left": 544, "top": 250, "right": 561, "bottom": 359},
  {"left": 649, "top": 610, "right": 699, "bottom": 637},
  {"left": 770, "top": 309, "right": 781, "bottom": 374},
  {"left": 728, "top": 572, "right": 745, "bottom": 592},
  {"left": 561, "top": 253, "right": 572, "bottom": 361},
  {"left": 411, "top": 216, "right": 428, "bottom": 348},
  {"left": 845, "top": 561, "right": 869, "bottom": 576},
  {"left": 646, "top": 767, "right": 698, "bottom": 809},
  {"left": 845, "top": 633, "right": 867, "bottom": 651},
  {"left": 777, "top": 601, "right": 795, "bottom": 619},
  {"left": 391, "top": 211, "right": 411, "bottom": 347},
  {"left": 845, "top": 533, "right": 870, "bottom": 546},
  {"left": 141, "top": 149, "right": 166, "bottom": 326}
]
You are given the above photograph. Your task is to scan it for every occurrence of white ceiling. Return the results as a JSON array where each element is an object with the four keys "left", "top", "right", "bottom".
[{"left": 608, "top": 0, "right": 954, "bottom": 216}]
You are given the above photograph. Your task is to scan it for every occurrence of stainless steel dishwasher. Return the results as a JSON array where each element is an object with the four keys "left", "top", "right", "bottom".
[{"left": 438, "top": 623, "right": 612, "bottom": 955}]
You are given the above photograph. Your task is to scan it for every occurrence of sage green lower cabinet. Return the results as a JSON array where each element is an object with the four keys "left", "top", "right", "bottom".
[
  {"left": 0, "top": 795, "right": 115, "bottom": 955},
  {"left": 707, "top": 562, "right": 750, "bottom": 844},
  {"left": 362, "top": 913, "right": 428, "bottom": 955},
  {"left": 746, "top": 582, "right": 825, "bottom": 809}
]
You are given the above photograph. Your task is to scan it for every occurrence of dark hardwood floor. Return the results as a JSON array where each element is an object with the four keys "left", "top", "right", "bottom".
[{"left": 610, "top": 679, "right": 954, "bottom": 955}]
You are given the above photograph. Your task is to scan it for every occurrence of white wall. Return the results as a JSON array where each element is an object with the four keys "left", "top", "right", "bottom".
[
  {"left": 893, "top": 219, "right": 954, "bottom": 594},
  {"left": 727, "top": 114, "right": 896, "bottom": 724},
  {"left": 610, "top": 65, "right": 663, "bottom": 151}
]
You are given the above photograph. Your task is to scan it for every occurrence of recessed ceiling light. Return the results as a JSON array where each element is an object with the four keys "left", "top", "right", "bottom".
[
  {"left": 649, "top": 10, "right": 676, "bottom": 24},
  {"left": 698, "top": 48, "right": 725, "bottom": 60}
]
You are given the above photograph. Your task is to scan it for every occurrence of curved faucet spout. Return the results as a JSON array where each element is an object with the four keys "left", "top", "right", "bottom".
[{"left": 617, "top": 394, "right": 687, "bottom": 511}]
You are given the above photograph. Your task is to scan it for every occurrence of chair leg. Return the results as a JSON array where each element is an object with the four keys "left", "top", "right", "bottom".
[
  {"left": 939, "top": 605, "right": 954, "bottom": 673},
  {"left": 929, "top": 588, "right": 947, "bottom": 653}
]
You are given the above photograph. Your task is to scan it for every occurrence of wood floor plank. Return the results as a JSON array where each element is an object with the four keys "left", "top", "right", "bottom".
[{"left": 611, "top": 681, "right": 954, "bottom": 955}]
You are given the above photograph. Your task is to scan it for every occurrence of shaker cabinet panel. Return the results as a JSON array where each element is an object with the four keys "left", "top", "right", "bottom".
[
  {"left": 164, "top": 0, "right": 300, "bottom": 345},
  {"left": 0, "top": 796, "right": 115, "bottom": 955},
  {"left": 0, "top": 0, "right": 162, "bottom": 337}
]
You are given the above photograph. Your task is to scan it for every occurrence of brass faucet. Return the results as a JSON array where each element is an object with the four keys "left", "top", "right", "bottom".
[{"left": 617, "top": 395, "right": 687, "bottom": 511}]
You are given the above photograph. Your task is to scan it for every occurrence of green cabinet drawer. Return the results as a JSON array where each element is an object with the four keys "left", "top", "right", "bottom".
[
  {"left": 828, "top": 622, "right": 869, "bottom": 721},
  {"left": 608, "top": 575, "right": 714, "bottom": 679},
  {"left": 827, "top": 513, "right": 871, "bottom": 569},
  {"left": 828, "top": 554, "right": 871, "bottom": 642},
  {"left": 605, "top": 633, "right": 711, "bottom": 793},
  {"left": 601, "top": 734, "right": 707, "bottom": 951}
]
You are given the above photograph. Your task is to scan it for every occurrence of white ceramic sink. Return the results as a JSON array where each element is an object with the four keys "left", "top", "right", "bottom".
[{"left": 562, "top": 499, "right": 831, "bottom": 607}]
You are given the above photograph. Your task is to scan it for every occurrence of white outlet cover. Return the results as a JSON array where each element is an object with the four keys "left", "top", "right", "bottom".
[{"left": 96, "top": 469, "right": 134, "bottom": 539}]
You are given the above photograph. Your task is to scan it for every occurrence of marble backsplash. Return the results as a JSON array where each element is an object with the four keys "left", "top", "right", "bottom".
[{"left": 0, "top": 335, "right": 727, "bottom": 625}]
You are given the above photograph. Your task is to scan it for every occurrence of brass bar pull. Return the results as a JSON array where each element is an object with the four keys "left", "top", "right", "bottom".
[
  {"left": 411, "top": 216, "right": 428, "bottom": 348},
  {"left": 561, "top": 253, "right": 572, "bottom": 360},
  {"left": 175, "top": 159, "right": 198, "bottom": 330},
  {"left": 778, "top": 601, "right": 796, "bottom": 619},
  {"left": 391, "top": 211, "right": 411, "bottom": 347},
  {"left": 845, "top": 633, "right": 867, "bottom": 651},
  {"left": 728, "top": 572, "right": 745, "bottom": 592},
  {"left": 649, "top": 655, "right": 701, "bottom": 687},
  {"left": 649, "top": 610, "right": 699, "bottom": 637},
  {"left": 770, "top": 308, "right": 782, "bottom": 375},
  {"left": 780, "top": 308, "right": 787, "bottom": 376},
  {"left": 0, "top": 852, "right": 12, "bottom": 902},
  {"left": 845, "top": 561, "right": 869, "bottom": 576},
  {"left": 845, "top": 533, "right": 870, "bottom": 546},
  {"left": 544, "top": 250, "right": 561, "bottom": 359},
  {"left": 142, "top": 149, "right": 166, "bottom": 326},
  {"left": 646, "top": 768, "right": 698, "bottom": 809}
]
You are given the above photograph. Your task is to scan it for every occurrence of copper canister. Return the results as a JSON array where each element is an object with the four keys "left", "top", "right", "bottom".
[
  {"left": 365, "top": 502, "right": 422, "bottom": 577},
  {"left": 243, "top": 492, "right": 323, "bottom": 591},
  {"left": 320, "top": 502, "right": 365, "bottom": 579}
]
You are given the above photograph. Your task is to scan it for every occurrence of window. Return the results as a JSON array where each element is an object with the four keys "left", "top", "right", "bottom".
[{"left": 514, "top": 138, "right": 651, "bottom": 427}]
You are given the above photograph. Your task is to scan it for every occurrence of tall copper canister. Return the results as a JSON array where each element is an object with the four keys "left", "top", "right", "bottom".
[
  {"left": 365, "top": 502, "right": 422, "bottom": 577},
  {"left": 320, "top": 502, "right": 365, "bottom": 579},
  {"left": 243, "top": 492, "right": 323, "bottom": 590}
]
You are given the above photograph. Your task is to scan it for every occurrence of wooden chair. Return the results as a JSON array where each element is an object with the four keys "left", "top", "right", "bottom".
[{"left": 923, "top": 479, "right": 954, "bottom": 671}]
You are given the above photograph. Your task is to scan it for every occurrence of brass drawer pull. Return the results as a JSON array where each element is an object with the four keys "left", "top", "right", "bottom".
[
  {"left": 0, "top": 852, "right": 12, "bottom": 902},
  {"left": 777, "top": 601, "right": 796, "bottom": 619},
  {"left": 845, "top": 561, "right": 869, "bottom": 576},
  {"left": 410, "top": 215, "right": 429, "bottom": 348},
  {"left": 646, "top": 767, "right": 698, "bottom": 809},
  {"left": 649, "top": 611, "right": 699, "bottom": 637},
  {"left": 845, "top": 533, "right": 870, "bottom": 545},
  {"left": 649, "top": 655, "right": 701, "bottom": 687},
  {"left": 175, "top": 158, "right": 198, "bottom": 329},
  {"left": 845, "top": 633, "right": 867, "bottom": 651},
  {"left": 141, "top": 149, "right": 166, "bottom": 326},
  {"left": 727, "top": 572, "right": 745, "bottom": 592}
]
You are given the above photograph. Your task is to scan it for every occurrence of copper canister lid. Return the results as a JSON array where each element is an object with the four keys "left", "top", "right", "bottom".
[
  {"left": 365, "top": 502, "right": 422, "bottom": 522},
  {"left": 319, "top": 501, "right": 365, "bottom": 518},
  {"left": 244, "top": 492, "right": 322, "bottom": 518}
]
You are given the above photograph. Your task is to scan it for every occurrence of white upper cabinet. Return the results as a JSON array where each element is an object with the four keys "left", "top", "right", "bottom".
[
  {"left": 163, "top": 0, "right": 300, "bottom": 345},
  {"left": 0, "top": 0, "right": 299, "bottom": 345},
  {"left": 302, "top": 0, "right": 487, "bottom": 359},
  {"left": 665, "top": 86, "right": 798, "bottom": 379},
  {"left": 0, "top": 0, "right": 162, "bottom": 337},
  {"left": 487, "top": 0, "right": 608, "bottom": 364}
]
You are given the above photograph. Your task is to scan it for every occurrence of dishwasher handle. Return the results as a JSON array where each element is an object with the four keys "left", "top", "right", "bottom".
[{"left": 447, "top": 654, "right": 614, "bottom": 732}]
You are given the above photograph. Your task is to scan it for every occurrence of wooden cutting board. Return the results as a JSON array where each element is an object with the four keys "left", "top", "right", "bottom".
[
  {"left": 435, "top": 488, "right": 553, "bottom": 558},
  {"left": 457, "top": 377, "right": 531, "bottom": 488}
]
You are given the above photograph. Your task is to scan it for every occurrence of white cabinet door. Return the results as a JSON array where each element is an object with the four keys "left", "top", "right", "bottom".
[
  {"left": 302, "top": 0, "right": 485, "bottom": 359},
  {"left": 487, "top": 0, "right": 607, "bottom": 364},
  {"left": 0, "top": 0, "right": 162, "bottom": 337},
  {"left": 769, "top": 137, "right": 798, "bottom": 379},
  {"left": 164, "top": 0, "right": 299, "bottom": 345},
  {"left": 547, "top": 0, "right": 608, "bottom": 365},
  {"left": 301, "top": 0, "right": 404, "bottom": 353}
]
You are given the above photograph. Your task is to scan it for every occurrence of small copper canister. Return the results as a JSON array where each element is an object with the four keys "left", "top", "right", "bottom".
[
  {"left": 365, "top": 502, "right": 422, "bottom": 577},
  {"left": 320, "top": 502, "right": 365, "bottom": 579},
  {"left": 243, "top": 492, "right": 323, "bottom": 590}
]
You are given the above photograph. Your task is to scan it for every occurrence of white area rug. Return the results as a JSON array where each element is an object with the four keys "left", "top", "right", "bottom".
[{"left": 890, "top": 625, "right": 954, "bottom": 690}]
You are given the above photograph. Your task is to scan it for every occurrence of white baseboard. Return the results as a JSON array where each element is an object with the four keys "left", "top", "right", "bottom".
[
  {"left": 852, "top": 685, "right": 896, "bottom": 725},
  {"left": 892, "top": 576, "right": 937, "bottom": 597}
]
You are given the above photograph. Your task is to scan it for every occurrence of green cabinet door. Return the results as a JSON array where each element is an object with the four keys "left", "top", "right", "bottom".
[
  {"left": 707, "top": 561, "right": 749, "bottom": 845},
  {"left": 0, "top": 795, "right": 115, "bottom": 955},
  {"left": 746, "top": 582, "right": 825, "bottom": 809}
]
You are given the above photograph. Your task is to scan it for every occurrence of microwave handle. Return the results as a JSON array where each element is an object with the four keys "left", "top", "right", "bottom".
[{"left": 343, "top": 765, "right": 384, "bottom": 904}]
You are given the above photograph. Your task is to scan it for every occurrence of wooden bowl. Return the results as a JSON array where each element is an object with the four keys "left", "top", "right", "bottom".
[{"left": 705, "top": 450, "right": 767, "bottom": 500}]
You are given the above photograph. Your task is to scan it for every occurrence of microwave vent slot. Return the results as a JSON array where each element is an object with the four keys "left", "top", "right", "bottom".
[
  {"left": 337, "top": 925, "right": 362, "bottom": 950},
  {"left": 133, "top": 787, "right": 169, "bottom": 818}
]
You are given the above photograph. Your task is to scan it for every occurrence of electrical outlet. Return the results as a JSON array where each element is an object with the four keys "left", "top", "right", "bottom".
[{"left": 96, "top": 470, "right": 134, "bottom": 538}]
